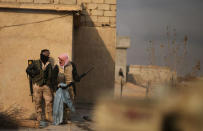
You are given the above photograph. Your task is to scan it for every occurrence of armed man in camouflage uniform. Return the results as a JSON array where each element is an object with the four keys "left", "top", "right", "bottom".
[{"left": 26, "top": 49, "right": 53, "bottom": 122}]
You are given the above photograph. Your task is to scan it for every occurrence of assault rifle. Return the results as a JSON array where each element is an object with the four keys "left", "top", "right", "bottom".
[
  {"left": 27, "top": 60, "right": 34, "bottom": 102},
  {"left": 59, "top": 67, "right": 94, "bottom": 90}
]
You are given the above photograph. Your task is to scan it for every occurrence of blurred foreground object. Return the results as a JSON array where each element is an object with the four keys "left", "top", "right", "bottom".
[
  {"left": 0, "top": 105, "right": 39, "bottom": 129},
  {"left": 94, "top": 98, "right": 161, "bottom": 131},
  {"left": 94, "top": 77, "right": 203, "bottom": 131}
]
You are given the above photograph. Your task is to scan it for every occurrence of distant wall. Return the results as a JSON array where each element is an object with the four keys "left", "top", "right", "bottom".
[
  {"left": 115, "top": 37, "right": 130, "bottom": 83},
  {"left": 128, "top": 65, "right": 177, "bottom": 87}
]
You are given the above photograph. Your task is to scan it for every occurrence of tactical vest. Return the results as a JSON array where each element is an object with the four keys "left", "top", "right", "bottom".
[{"left": 32, "top": 60, "right": 52, "bottom": 86}]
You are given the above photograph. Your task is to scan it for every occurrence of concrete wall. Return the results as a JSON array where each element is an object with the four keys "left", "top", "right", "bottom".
[
  {"left": 115, "top": 49, "right": 127, "bottom": 82},
  {"left": 0, "top": 0, "right": 117, "bottom": 108},
  {"left": 74, "top": 0, "right": 117, "bottom": 103},
  {"left": 128, "top": 65, "right": 177, "bottom": 87},
  {"left": 115, "top": 37, "right": 130, "bottom": 83},
  {"left": 0, "top": 10, "right": 73, "bottom": 118},
  {"left": 74, "top": 27, "right": 116, "bottom": 103}
]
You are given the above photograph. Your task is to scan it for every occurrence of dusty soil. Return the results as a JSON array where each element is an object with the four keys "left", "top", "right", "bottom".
[
  {"left": 114, "top": 82, "right": 147, "bottom": 98},
  {"left": 0, "top": 105, "right": 95, "bottom": 131}
]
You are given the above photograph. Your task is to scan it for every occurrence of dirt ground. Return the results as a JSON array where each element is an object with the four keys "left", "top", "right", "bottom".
[
  {"left": 0, "top": 82, "right": 146, "bottom": 131},
  {"left": 3, "top": 78, "right": 202, "bottom": 131},
  {"left": 114, "top": 82, "right": 147, "bottom": 98},
  {"left": 0, "top": 104, "right": 96, "bottom": 131}
]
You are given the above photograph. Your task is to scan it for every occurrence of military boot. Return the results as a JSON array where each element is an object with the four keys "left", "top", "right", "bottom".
[
  {"left": 46, "top": 112, "right": 53, "bottom": 122},
  {"left": 36, "top": 112, "right": 42, "bottom": 121}
]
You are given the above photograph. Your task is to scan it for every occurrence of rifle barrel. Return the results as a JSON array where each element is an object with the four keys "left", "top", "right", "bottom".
[
  {"left": 85, "top": 67, "right": 94, "bottom": 74},
  {"left": 80, "top": 67, "right": 94, "bottom": 79}
]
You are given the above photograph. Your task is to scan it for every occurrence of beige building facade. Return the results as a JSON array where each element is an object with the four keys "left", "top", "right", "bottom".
[{"left": 0, "top": 0, "right": 116, "bottom": 118}]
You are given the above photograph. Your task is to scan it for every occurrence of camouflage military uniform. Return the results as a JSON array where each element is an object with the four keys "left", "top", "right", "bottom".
[
  {"left": 33, "top": 84, "right": 53, "bottom": 122},
  {"left": 32, "top": 60, "right": 53, "bottom": 122}
]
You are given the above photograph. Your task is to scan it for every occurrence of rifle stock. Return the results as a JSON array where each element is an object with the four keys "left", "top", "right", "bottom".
[{"left": 28, "top": 60, "right": 34, "bottom": 103}]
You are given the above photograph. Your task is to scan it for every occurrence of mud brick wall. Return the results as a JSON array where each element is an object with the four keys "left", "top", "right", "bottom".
[{"left": 77, "top": 0, "right": 116, "bottom": 27}]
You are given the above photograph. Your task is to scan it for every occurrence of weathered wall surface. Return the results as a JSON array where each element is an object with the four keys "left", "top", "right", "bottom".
[
  {"left": 0, "top": 0, "right": 117, "bottom": 105},
  {"left": 128, "top": 65, "right": 177, "bottom": 87},
  {"left": 0, "top": 10, "right": 73, "bottom": 118},
  {"left": 74, "top": 0, "right": 116, "bottom": 103},
  {"left": 0, "top": 0, "right": 76, "bottom": 5},
  {"left": 115, "top": 49, "right": 127, "bottom": 81},
  {"left": 115, "top": 37, "right": 130, "bottom": 83},
  {"left": 77, "top": 0, "right": 116, "bottom": 27},
  {"left": 74, "top": 27, "right": 116, "bottom": 103}
]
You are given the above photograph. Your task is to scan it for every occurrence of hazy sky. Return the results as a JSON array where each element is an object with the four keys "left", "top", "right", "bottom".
[{"left": 117, "top": 0, "right": 203, "bottom": 75}]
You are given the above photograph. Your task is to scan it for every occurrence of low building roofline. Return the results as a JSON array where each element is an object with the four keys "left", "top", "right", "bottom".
[{"left": 0, "top": 3, "right": 81, "bottom": 11}]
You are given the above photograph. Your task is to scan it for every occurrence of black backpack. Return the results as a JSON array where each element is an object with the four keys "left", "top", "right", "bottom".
[{"left": 70, "top": 62, "right": 80, "bottom": 82}]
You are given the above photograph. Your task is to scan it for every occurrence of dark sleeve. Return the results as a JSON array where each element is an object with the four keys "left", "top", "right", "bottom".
[
  {"left": 51, "top": 65, "right": 59, "bottom": 83},
  {"left": 51, "top": 65, "right": 59, "bottom": 91},
  {"left": 43, "top": 64, "right": 52, "bottom": 86},
  {"left": 47, "top": 64, "right": 52, "bottom": 80}
]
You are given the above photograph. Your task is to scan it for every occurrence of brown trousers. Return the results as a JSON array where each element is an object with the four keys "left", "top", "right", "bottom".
[{"left": 33, "top": 84, "right": 53, "bottom": 122}]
